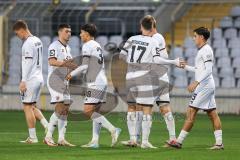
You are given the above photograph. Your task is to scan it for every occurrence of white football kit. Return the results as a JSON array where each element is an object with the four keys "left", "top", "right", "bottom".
[
  {"left": 186, "top": 44, "right": 216, "bottom": 110},
  {"left": 152, "top": 33, "right": 170, "bottom": 104},
  {"left": 70, "top": 40, "right": 107, "bottom": 104},
  {"left": 21, "top": 36, "right": 44, "bottom": 103},
  {"left": 47, "top": 40, "right": 72, "bottom": 103},
  {"left": 120, "top": 35, "right": 161, "bottom": 105}
]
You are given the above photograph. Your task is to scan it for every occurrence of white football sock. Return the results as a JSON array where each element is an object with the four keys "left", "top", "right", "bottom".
[
  {"left": 40, "top": 118, "right": 48, "bottom": 129},
  {"left": 92, "top": 120, "right": 102, "bottom": 143},
  {"left": 135, "top": 111, "right": 143, "bottom": 142},
  {"left": 142, "top": 114, "right": 152, "bottom": 144},
  {"left": 127, "top": 112, "right": 136, "bottom": 142},
  {"left": 214, "top": 130, "right": 223, "bottom": 145},
  {"left": 58, "top": 118, "right": 67, "bottom": 142},
  {"left": 177, "top": 130, "right": 189, "bottom": 144},
  {"left": 29, "top": 128, "right": 37, "bottom": 139},
  {"left": 46, "top": 112, "right": 58, "bottom": 138},
  {"left": 91, "top": 112, "right": 115, "bottom": 133},
  {"left": 163, "top": 112, "right": 176, "bottom": 140}
]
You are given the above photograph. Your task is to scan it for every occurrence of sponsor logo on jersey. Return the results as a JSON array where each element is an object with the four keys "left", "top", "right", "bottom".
[{"left": 50, "top": 49, "right": 55, "bottom": 56}]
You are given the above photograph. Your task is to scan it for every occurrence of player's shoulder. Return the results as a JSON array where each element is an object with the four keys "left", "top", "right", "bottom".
[
  {"left": 152, "top": 33, "right": 165, "bottom": 41},
  {"left": 83, "top": 40, "right": 100, "bottom": 49},
  {"left": 199, "top": 44, "right": 213, "bottom": 54},
  {"left": 49, "top": 40, "right": 60, "bottom": 49},
  {"left": 23, "top": 36, "right": 37, "bottom": 48}
]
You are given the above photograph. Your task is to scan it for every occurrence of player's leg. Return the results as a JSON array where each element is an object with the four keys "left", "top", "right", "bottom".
[
  {"left": 121, "top": 82, "right": 139, "bottom": 146},
  {"left": 33, "top": 106, "right": 48, "bottom": 129},
  {"left": 20, "top": 103, "right": 38, "bottom": 143},
  {"left": 20, "top": 82, "right": 42, "bottom": 143},
  {"left": 85, "top": 104, "right": 121, "bottom": 147},
  {"left": 127, "top": 104, "right": 137, "bottom": 143},
  {"left": 45, "top": 106, "right": 58, "bottom": 139},
  {"left": 169, "top": 106, "right": 198, "bottom": 148},
  {"left": 91, "top": 104, "right": 102, "bottom": 144},
  {"left": 207, "top": 109, "right": 224, "bottom": 150},
  {"left": 55, "top": 103, "right": 75, "bottom": 146},
  {"left": 159, "top": 103, "right": 176, "bottom": 142},
  {"left": 135, "top": 105, "right": 143, "bottom": 144},
  {"left": 140, "top": 104, "right": 156, "bottom": 149},
  {"left": 158, "top": 83, "right": 176, "bottom": 142}
]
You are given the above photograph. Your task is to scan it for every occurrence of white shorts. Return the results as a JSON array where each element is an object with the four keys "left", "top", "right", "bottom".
[
  {"left": 47, "top": 80, "right": 70, "bottom": 104},
  {"left": 189, "top": 87, "right": 216, "bottom": 110},
  {"left": 20, "top": 80, "right": 42, "bottom": 104},
  {"left": 84, "top": 84, "right": 107, "bottom": 104},
  {"left": 126, "top": 76, "right": 159, "bottom": 105},
  {"left": 155, "top": 80, "right": 170, "bottom": 106}
]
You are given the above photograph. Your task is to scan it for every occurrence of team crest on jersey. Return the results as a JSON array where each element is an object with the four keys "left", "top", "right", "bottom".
[
  {"left": 207, "top": 54, "right": 212, "bottom": 59},
  {"left": 62, "top": 49, "right": 65, "bottom": 52},
  {"left": 56, "top": 96, "right": 59, "bottom": 100}
]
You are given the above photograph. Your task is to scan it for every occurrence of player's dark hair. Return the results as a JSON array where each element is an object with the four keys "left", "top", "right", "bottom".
[
  {"left": 140, "top": 15, "right": 155, "bottom": 31},
  {"left": 194, "top": 27, "right": 210, "bottom": 40},
  {"left": 12, "top": 20, "right": 28, "bottom": 31},
  {"left": 81, "top": 23, "right": 98, "bottom": 38},
  {"left": 58, "top": 24, "right": 71, "bottom": 31}
]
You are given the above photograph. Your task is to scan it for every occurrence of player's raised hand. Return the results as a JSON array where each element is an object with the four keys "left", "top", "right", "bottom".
[
  {"left": 179, "top": 58, "right": 187, "bottom": 68},
  {"left": 65, "top": 74, "right": 72, "bottom": 81},
  {"left": 19, "top": 81, "right": 27, "bottom": 93},
  {"left": 187, "top": 81, "right": 199, "bottom": 92},
  {"left": 175, "top": 58, "right": 187, "bottom": 68}
]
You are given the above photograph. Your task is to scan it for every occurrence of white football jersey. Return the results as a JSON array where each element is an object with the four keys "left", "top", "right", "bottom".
[
  {"left": 152, "top": 33, "right": 169, "bottom": 82},
  {"left": 152, "top": 33, "right": 168, "bottom": 58},
  {"left": 82, "top": 40, "right": 107, "bottom": 86},
  {"left": 120, "top": 35, "right": 160, "bottom": 79},
  {"left": 21, "top": 36, "right": 43, "bottom": 82},
  {"left": 194, "top": 44, "right": 215, "bottom": 88},
  {"left": 47, "top": 40, "right": 72, "bottom": 77}
]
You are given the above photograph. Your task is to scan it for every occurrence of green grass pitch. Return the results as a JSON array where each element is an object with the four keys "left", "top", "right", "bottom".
[{"left": 0, "top": 111, "right": 239, "bottom": 160}]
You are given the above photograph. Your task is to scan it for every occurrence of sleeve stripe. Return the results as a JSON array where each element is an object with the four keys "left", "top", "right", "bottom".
[
  {"left": 204, "top": 60, "right": 212, "bottom": 63},
  {"left": 153, "top": 55, "right": 160, "bottom": 57},
  {"left": 25, "top": 57, "right": 33, "bottom": 59},
  {"left": 121, "top": 48, "right": 128, "bottom": 53},
  {"left": 159, "top": 48, "right": 165, "bottom": 51}
]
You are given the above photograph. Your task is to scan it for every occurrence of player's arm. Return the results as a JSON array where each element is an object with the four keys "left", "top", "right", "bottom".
[
  {"left": 66, "top": 45, "right": 90, "bottom": 80},
  {"left": 68, "top": 56, "right": 89, "bottom": 78},
  {"left": 188, "top": 52, "right": 213, "bottom": 92},
  {"left": 48, "top": 57, "right": 64, "bottom": 67},
  {"left": 48, "top": 47, "right": 64, "bottom": 67},
  {"left": 184, "top": 65, "right": 196, "bottom": 72},
  {"left": 151, "top": 40, "right": 183, "bottom": 66},
  {"left": 196, "top": 59, "right": 213, "bottom": 83},
  {"left": 119, "top": 39, "right": 131, "bottom": 61},
  {"left": 22, "top": 51, "right": 33, "bottom": 82},
  {"left": 48, "top": 47, "right": 76, "bottom": 68},
  {"left": 20, "top": 45, "right": 34, "bottom": 92}
]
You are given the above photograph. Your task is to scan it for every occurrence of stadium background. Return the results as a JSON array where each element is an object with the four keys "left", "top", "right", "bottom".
[
  {"left": 0, "top": 0, "right": 239, "bottom": 114},
  {"left": 0, "top": 1, "right": 240, "bottom": 160}
]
